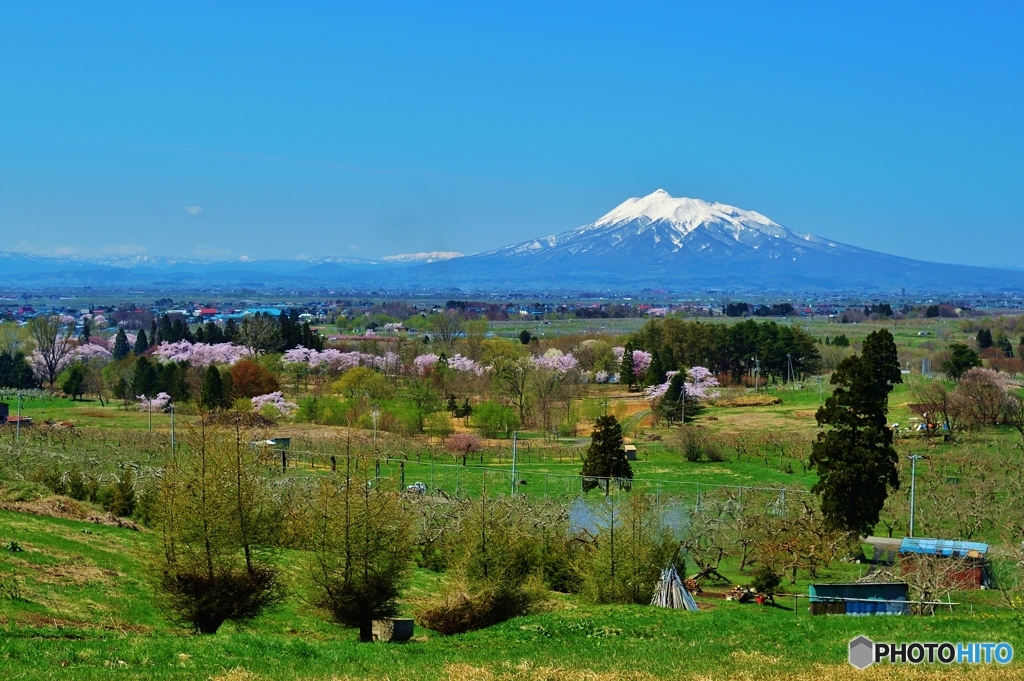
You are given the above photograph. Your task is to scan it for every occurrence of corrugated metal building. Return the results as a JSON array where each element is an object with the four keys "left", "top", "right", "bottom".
[
  {"left": 898, "top": 538, "right": 991, "bottom": 588},
  {"left": 808, "top": 582, "right": 910, "bottom": 616}
]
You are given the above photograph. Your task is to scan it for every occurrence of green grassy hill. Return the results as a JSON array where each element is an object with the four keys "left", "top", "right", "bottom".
[{"left": 2, "top": 507, "right": 1023, "bottom": 680}]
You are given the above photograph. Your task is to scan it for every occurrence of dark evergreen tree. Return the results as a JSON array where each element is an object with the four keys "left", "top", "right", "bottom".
[
  {"left": 809, "top": 329, "right": 901, "bottom": 536},
  {"left": 279, "top": 311, "right": 298, "bottom": 350},
  {"left": 150, "top": 319, "right": 158, "bottom": 347},
  {"left": 518, "top": 330, "right": 532, "bottom": 345},
  {"left": 976, "top": 329, "right": 994, "bottom": 350},
  {"left": 158, "top": 314, "right": 174, "bottom": 344},
  {"left": 133, "top": 329, "right": 149, "bottom": 355},
  {"left": 79, "top": 318, "right": 91, "bottom": 344},
  {"left": 200, "top": 365, "right": 226, "bottom": 411},
  {"left": 130, "top": 356, "right": 159, "bottom": 399},
  {"left": 112, "top": 328, "right": 131, "bottom": 360},
  {"left": 942, "top": 343, "right": 982, "bottom": 381},
  {"left": 644, "top": 349, "right": 666, "bottom": 386},
  {"left": 581, "top": 415, "right": 633, "bottom": 494},
  {"left": 0, "top": 351, "right": 39, "bottom": 389},
  {"left": 300, "top": 321, "right": 323, "bottom": 350},
  {"left": 996, "top": 334, "right": 1014, "bottom": 358},
  {"left": 62, "top": 364, "right": 86, "bottom": 400},
  {"left": 619, "top": 342, "right": 636, "bottom": 391},
  {"left": 224, "top": 318, "right": 239, "bottom": 342}
]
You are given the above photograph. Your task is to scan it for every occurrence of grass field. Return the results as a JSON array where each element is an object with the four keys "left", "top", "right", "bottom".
[
  {"left": 2, "top": 509, "right": 1022, "bottom": 681},
  {"left": 4, "top": 318, "right": 1024, "bottom": 679}
]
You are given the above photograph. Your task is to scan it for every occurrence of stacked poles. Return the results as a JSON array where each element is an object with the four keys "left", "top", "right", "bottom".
[{"left": 651, "top": 564, "right": 698, "bottom": 611}]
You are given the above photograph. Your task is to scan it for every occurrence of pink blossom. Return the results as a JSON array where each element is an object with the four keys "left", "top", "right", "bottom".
[
  {"left": 413, "top": 353, "right": 440, "bottom": 376},
  {"left": 532, "top": 350, "right": 579, "bottom": 373},
  {"left": 154, "top": 341, "right": 250, "bottom": 367},
  {"left": 645, "top": 366, "right": 720, "bottom": 403},
  {"left": 447, "top": 353, "right": 484, "bottom": 375},
  {"left": 373, "top": 352, "right": 402, "bottom": 375},
  {"left": 252, "top": 391, "right": 298, "bottom": 416},
  {"left": 631, "top": 350, "right": 652, "bottom": 377},
  {"left": 282, "top": 346, "right": 314, "bottom": 365},
  {"left": 612, "top": 346, "right": 625, "bottom": 363},
  {"left": 594, "top": 370, "right": 610, "bottom": 383},
  {"left": 137, "top": 392, "right": 171, "bottom": 411},
  {"left": 71, "top": 343, "right": 113, "bottom": 363},
  {"left": 87, "top": 336, "right": 114, "bottom": 351}
]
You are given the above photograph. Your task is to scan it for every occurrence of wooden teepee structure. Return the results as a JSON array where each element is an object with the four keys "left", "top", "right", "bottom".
[{"left": 651, "top": 564, "right": 698, "bottom": 611}]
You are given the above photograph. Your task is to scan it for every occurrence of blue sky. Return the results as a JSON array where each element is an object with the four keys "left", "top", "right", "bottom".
[{"left": 1, "top": 1, "right": 1021, "bottom": 266}]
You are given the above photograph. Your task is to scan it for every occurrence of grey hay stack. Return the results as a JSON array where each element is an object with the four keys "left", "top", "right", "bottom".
[{"left": 651, "top": 565, "right": 698, "bottom": 611}]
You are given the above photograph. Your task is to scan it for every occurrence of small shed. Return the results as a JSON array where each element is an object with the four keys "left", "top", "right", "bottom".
[
  {"left": 808, "top": 582, "right": 909, "bottom": 616},
  {"left": 898, "top": 538, "right": 991, "bottom": 588},
  {"left": 624, "top": 444, "right": 637, "bottom": 461}
]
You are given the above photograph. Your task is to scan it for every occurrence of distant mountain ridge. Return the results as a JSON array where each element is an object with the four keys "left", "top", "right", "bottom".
[{"left": 1, "top": 190, "right": 1022, "bottom": 293}]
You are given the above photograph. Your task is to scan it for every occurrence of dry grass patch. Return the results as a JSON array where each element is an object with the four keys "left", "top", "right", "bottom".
[
  {"left": 0, "top": 495, "right": 140, "bottom": 530},
  {"left": 715, "top": 395, "right": 783, "bottom": 407}
]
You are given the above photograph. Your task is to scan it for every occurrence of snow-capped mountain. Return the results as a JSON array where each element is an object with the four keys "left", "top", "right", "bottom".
[
  {"left": 482, "top": 189, "right": 865, "bottom": 264},
  {"left": 421, "top": 190, "right": 1024, "bottom": 292},
  {"left": 1, "top": 190, "right": 1022, "bottom": 293},
  {"left": 381, "top": 251, "right": 464, "bottom": 264}
]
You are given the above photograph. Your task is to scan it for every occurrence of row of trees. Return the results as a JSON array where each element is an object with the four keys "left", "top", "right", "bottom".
[
  {"left": 151, "top": 422, "right": 682, "bottom": 639},
  {"left": 628, "top": 318, "right": 821, "bottom": 385}
]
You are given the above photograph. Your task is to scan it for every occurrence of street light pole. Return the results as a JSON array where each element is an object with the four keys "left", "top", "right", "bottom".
[{"left": 908, "top": 454, "right": 923, "bottom": 538}]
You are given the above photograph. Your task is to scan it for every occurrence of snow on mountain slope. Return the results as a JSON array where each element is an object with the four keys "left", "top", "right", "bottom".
[{"left": 481, "top": 189, "right": 869, "bottom": 264}]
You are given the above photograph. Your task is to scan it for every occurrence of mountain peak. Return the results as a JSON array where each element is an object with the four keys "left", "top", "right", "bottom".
[{"left": 591, "top": 190, "right": 778, "bottom": 237}]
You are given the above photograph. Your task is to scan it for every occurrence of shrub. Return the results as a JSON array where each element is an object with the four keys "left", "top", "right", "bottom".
[
  {"left": 159, "top": 563, "right": 283, "bottom": 634},
  {"left": 415, "top": 496, "right": 545, "bottom": 633},
  {"left": 230, "top": 359, "right": 280, "bottom": 399},
  {"left": 675, "top": 427, "right": 722, "bottom": 463},
  {"left": 417, "top": 579, "right": 545, "bottom": 635},
  {"left": 472, "top": 401, "right": 520, "bottom": 438},
  {"left": 751, "top": 564, "right": 782, "bottom": 601}
]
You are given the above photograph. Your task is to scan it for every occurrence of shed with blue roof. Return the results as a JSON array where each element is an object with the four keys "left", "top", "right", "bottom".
[{"left": 899, "top": 538, "right": 991, "bottom": 588}]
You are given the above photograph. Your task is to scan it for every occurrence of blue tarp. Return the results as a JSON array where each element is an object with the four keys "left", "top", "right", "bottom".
[{"left": 899, "top": 538, "right": 988, "bottom": 558}]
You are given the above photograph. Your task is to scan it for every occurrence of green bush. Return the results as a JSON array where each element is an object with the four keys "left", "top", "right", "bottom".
[{"left": 472, "top": 401, "right": 520, "bottom": 438}]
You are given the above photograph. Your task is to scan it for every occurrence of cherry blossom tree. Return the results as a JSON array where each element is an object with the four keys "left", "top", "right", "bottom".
[
  {"left": 155, "top": 341, "right": 250, "bottom": 367},
  {"left": 252, "top": 391, "right": 298, "bottom": 416},
  {"left": 138, "top": 392, "right": 172, "bottom": 412}
]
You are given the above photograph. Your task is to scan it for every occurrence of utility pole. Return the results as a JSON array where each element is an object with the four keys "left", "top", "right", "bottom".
[
  {"left": 16, "top": 393, "right": 22, "bottom": 443},
  {"left": 680, "top": 379, "right": 686, "bottom": 424},
  {"left": 170, "top": 403, "right": 175, "bottom": 452},
  {"left": 908, "top": 454, "right": 924, "bottom": 538},
  {"left": 372, "top": 404, "right": 380, "bottom": 451},
  {"left": 511, "top": 430, "right": 518, "bottom": 496}
]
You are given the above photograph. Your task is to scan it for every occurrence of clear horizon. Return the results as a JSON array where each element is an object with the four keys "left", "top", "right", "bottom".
[{"left": 1, "top": 2, "right": 1021, "bottom": 268}]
